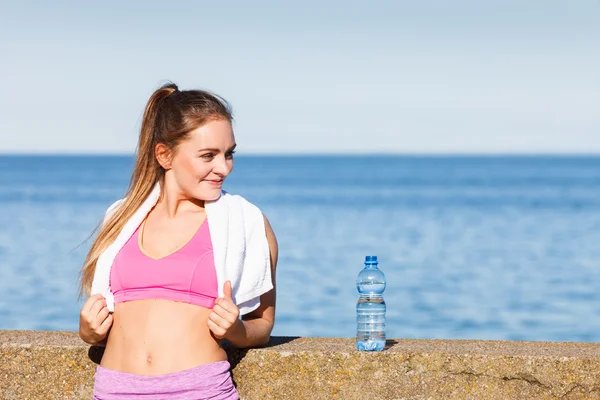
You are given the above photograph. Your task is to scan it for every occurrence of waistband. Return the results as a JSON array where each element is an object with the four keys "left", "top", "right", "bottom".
[{"left": 93, "top": 360, "right": 238, "bottom": 400}]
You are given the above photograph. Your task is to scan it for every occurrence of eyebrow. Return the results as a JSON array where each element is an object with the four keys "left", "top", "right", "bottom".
[{"left": 197, "top": 144, "right": 237, "bottom": 153}]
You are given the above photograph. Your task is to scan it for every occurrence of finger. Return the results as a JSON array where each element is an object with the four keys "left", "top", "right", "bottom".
[
  {"left": 84, "top": 301, "right": 104, "bottom": 325},
  {"left": 95, "top": 307, "right": 110, "bottom": 326},
  {"left": 88, "top": 300, "right": 106, "bottom": 321},
  {"left": 209, "top": 310, "right": 230, "bottom": 328},
  {"left": 90, "top": 306, "right": 108, "bottom": 331},
  {"left": 209, "top": 309, "right": 226, "bottom": 325},
  {"left": 213, "top": 301, "right": 238, "bottom": 319},
  {"left": 212, "top": 303, "right": 236, "bottom": 323},
  {"left": 223, "top": 280, "right": 233, "bottom": 300},
  {"left": 97, "top": 313, "right": 113, "bottom": 336},
  {"left": 207, "top": 319, "right": 225, "bottom": 338},
  {"left": 83, "top": 294, "right": 105, "bottom": 315}
]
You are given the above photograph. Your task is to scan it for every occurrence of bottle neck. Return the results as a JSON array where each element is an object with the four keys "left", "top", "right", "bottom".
[
  {"left": 364, "top": 264, "right": 378, "bottom": 269},
  {"left": 359, "top": 293, "right": 383, "bottom": 298}
]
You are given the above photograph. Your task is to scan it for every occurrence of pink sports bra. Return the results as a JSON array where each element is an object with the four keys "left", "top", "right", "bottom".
[{"left": 110, "top": 218, "right": 218, "bottom": 309}]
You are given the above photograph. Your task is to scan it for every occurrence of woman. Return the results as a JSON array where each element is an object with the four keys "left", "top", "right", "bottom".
[{"left": 78, "top": 82, "right": 278, "bottom": 399}]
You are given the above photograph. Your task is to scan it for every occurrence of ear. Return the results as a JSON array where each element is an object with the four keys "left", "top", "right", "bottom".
[{"left": 155, "top": 143, "right": 173, "bottom": 170}]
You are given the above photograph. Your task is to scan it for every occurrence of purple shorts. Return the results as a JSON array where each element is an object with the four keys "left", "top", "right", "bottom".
[{"left": 93, "top": 360, "right": 239, "bottom": 400}]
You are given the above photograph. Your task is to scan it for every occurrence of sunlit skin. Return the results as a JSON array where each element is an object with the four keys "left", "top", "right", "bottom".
[{"left": 82, "top": 119, "right": 278, "bottom": 375}]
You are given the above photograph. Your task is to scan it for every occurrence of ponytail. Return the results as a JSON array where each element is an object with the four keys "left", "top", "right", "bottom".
[{"left": 78, "top": 83, "right": 177, "bottom": 296}]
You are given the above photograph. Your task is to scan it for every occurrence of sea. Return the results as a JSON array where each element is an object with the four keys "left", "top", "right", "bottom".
[{"left": 0, "top": 154, "right": 599, "bottom": 342}]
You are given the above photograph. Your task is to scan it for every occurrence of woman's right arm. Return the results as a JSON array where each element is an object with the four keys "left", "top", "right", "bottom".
[
  {"left": 80, "top": 199, "right": 122, "bottom": 345},
  {"left": 79, "top": 294, "right": 113, "bottom": 346}
]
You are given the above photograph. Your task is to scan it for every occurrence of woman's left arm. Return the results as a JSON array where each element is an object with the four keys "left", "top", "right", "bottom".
[{"left": 209, "top": 215, "right": 278, "bottom": 348}]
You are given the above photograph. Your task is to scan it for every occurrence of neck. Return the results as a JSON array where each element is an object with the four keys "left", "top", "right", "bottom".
[{"left": 156, "top": 179, "right": 206, "bottom": 219}]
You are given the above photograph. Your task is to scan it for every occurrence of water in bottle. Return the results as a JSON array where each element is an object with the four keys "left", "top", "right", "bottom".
[{"left": 356, "top": 255, "right": 386, "bottom": 351}]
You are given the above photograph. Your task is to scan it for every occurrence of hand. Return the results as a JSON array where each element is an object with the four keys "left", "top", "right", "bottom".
[
  {"left": 208, "top": 281, "right": 241, "bottom": 340},
  {"left": 79, "top": 294, "right": 113, "bottom": 345}
]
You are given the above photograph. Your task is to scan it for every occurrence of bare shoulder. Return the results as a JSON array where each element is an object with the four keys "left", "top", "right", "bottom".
[{"left": 263, "top": 215, "right": 279, "bottom": 270}]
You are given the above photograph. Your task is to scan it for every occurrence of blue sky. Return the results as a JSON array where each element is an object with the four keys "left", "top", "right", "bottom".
[{"left": 1, "top": 1, "right": 598, "bottom": 154}]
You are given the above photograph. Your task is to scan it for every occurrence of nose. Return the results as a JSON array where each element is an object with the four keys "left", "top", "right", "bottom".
[{"left": 212, "top": 154, "right": 232, "bottom": 177}]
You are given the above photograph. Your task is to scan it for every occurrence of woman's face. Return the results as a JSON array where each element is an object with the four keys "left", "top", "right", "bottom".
[{"left": 166, "top": 118, "right": 236, "bottom": 201}]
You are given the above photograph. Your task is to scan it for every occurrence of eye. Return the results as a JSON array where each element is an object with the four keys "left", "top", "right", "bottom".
[
  {"left": 225, "top": 150, "right": 236, "bottom": 159},
  {"left": 200, "top": 153, "right": 214, "bottom": 160}
]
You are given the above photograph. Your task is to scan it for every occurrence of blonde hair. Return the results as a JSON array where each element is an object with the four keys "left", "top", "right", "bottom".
[{"left": 78, "top": 82, "right": 232, "bottom": 296}]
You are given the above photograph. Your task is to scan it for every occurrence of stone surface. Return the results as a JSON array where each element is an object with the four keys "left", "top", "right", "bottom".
[{"left": 2, "top": 331, "right": 600, "bottom": 399}]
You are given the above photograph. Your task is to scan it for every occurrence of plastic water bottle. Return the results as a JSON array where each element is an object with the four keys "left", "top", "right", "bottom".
[{"left": 356, "top": 255, "right": 386, "bottom": 351}]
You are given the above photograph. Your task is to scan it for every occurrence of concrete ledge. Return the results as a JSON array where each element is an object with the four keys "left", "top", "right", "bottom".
[{"left": 2, "top": 330, "right": 600, "bottom": 399}]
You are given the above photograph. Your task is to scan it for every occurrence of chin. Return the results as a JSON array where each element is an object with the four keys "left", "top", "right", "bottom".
[{"left": 195, "top": 187, "right": 223, "bottom": 202}]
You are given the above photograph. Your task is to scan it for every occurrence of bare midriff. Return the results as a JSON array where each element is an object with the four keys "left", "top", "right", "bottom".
[{"left": 100, "top": 299, "right": 226, "bottom": 375}]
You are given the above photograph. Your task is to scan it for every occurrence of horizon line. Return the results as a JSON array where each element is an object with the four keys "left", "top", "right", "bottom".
[{"left": 1, "top": 151, "right": 600, "bottom": 158}]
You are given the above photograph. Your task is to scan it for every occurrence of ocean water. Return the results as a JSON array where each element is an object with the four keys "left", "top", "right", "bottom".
[{"left": 0, "top": 154, "right": 599, "bottom": 342}]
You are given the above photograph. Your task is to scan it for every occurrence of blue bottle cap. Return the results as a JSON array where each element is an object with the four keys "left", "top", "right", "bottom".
[{"left": 365, "top": 255, "right": 378, "bottom": 262}]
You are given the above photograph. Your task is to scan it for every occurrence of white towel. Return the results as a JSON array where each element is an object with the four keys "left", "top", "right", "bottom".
[{"left": 90, "top": 182, "right": 273, "bottom": 315}]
